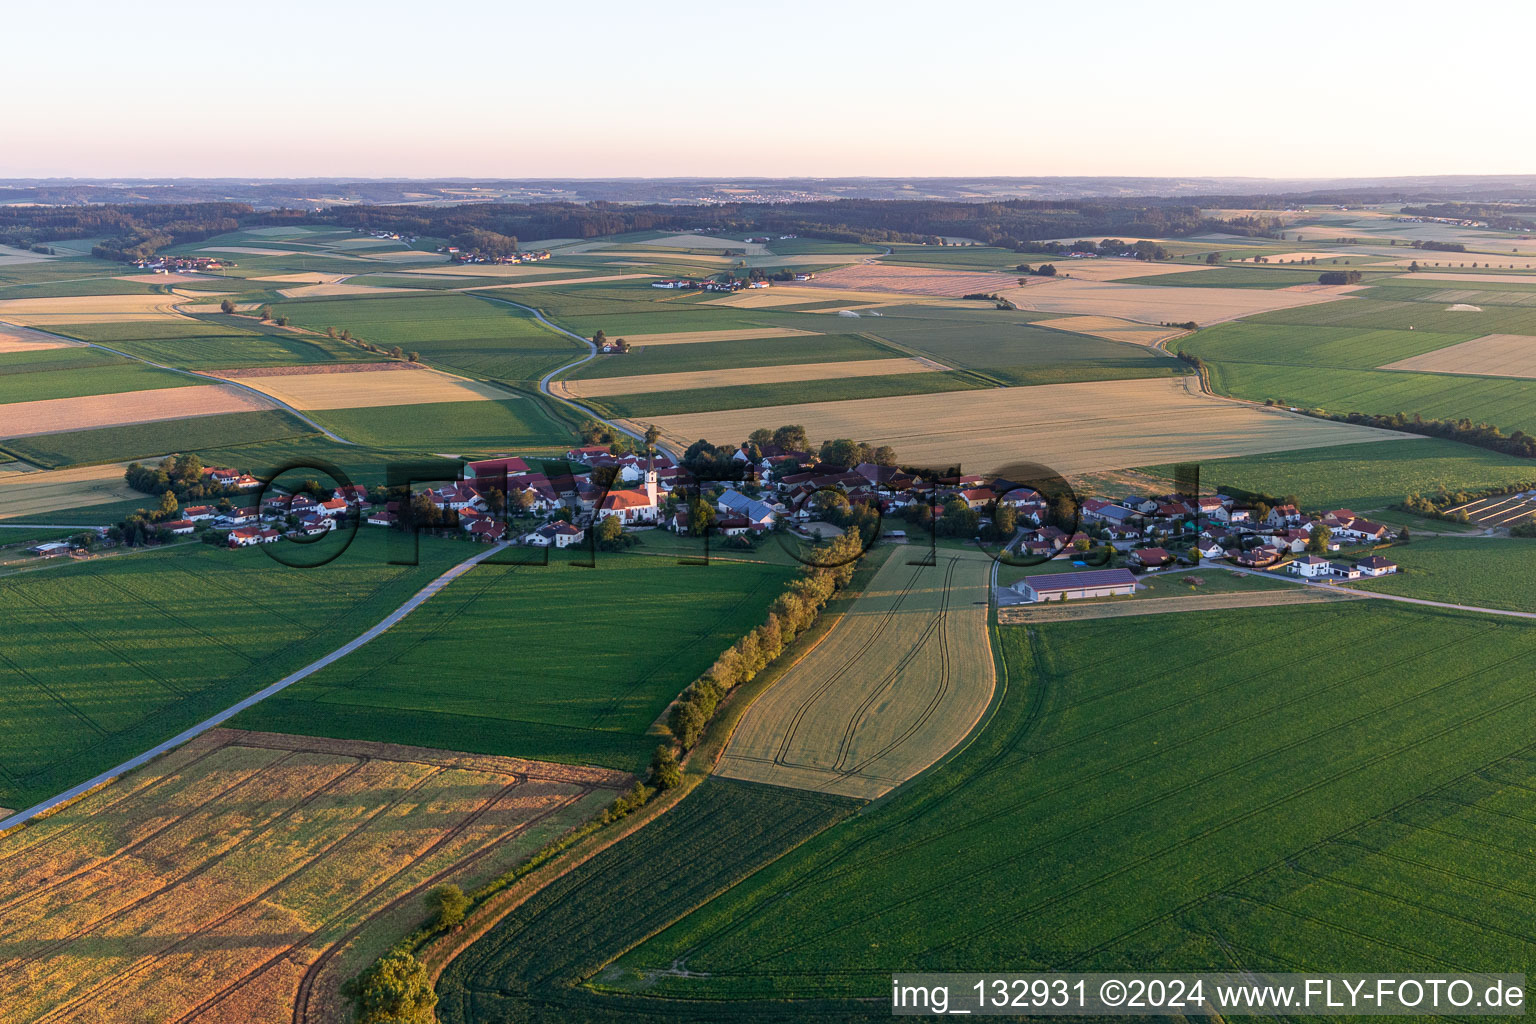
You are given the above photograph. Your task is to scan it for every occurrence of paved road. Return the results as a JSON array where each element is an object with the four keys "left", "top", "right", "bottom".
[{"left": 0, "top": 541, "right": 509, "bottom": 833}]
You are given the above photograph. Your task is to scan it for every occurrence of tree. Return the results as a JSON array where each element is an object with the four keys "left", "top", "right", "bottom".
[
  {"left": 259, "top": 305, "right": 273, "bottom": 321},
  {"left": 994, "top": 502, "right": 1017, "bottom": 538},
  {"left": 644, "top": 423, "right": 661, "bottom": 451},
  {"left": 428, "top": 884, "right": 470, "bottom": 930},
  {"left": 772, "top": 424, "right": 809, "bottom": 452},
  {"left": 1307, "top": 524, "right": 1332, "bottom": 553},
  {"left": 593, "top": 329, "right": 607, "bottom": 346},
  {"left": 1205, "top": 252, "right": 1220, "bottom": 265},
  {"left": 407, "top": 351, "right": 419, "bottom": 362},
  {"left": 219, "top": 298, "right": 235, "bottom": 314},
  {"left": 650, "top": 744, "right": 682, "bottom": 790},
  {"left": 1397, "top": 526, "right": 1411, "bottom": 545},
  {"left": 595, "top": 514, "right": 625, "bottom": 548},
  {"left": 345, "top": 949, "right": 437, "bottom": 1024},
  {"left": 871, "top": 445, "right": 897, "bottom": 467},
  {"left": 687, "top": 496, "right": 716, "bottom": 537},
  {"left": 748, "top": 427, "right": 773, "bottom": 448},
  {"left": 326, "top": 326, "right": 337, "bottom": 338},
  {"left": 157, "top": 490, "right": 180, "bottom": 519}
]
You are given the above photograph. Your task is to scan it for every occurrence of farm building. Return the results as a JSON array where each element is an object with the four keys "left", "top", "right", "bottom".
[
  {"left": 1013, "top": 568, "right": 1137, "bottom": 603},
  {"left": 30, "top": 541, "right": 72, "bottom": 558}
]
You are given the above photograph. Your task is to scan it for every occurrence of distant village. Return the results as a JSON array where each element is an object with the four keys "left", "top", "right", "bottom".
[{"left": 129, "top": 255, "right": 234, "bottom": 274}]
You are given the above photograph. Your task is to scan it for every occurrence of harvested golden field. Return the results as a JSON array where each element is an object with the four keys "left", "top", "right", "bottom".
[
  {"left": 212, "top": 365, "right": 508, "bottom": 410},
  {"left": 1050, "top": 259, "right": 1208, "bottom": 281},
  {"left": 642, "top": 233, "right": 770, "bottom": 254},
  {"left": 1236, "top": 251, "right": 1354, "bottom": 263},
  {"left": 113, "top": 272, "right": 215, "bottom": 284},
  {"left": 0, "top": 728, "right": 625, "bottom": 1024},
  {"left": 703, "top": 286, "right": 974, "bottom": 310},
  {"left": 0, "top": 324, "right": 80, "bottom": 353},
  {"left": 997, "top": 277, "right": 1351, "bottom": 324},
  {"left": 1279, "top": 283, "right": 1367, "bottom": 294},
  {"left": 252, "top": 271, "right": 351, "bottom": 284},
  {"left": 1369, "top": 253, "right": 1536, "bottom": 269},
  {"left": 1404, "top": 271, "right": 1536, "bottom": 284},
  {"left": 0, "top": 385, "right": 273, "bottom": 440},
  {"left": 716, "top": 546, "right": 995, "bottom": 799},
  {"left": 196, "top": 246, "right": 305, "bottom": 256},
  {"left": 557, "top": 357, "right": 943, "bottom": 400},
  {"left": 1379, "top": 333, "right": 1536, "bottom": 379},
  {"left": 0, "top": 461, "right": 142, "bottom": 520},
  {"left": 180, "top": 301, "right": 260, "bottom": 314},
  {"left": 0, "top": 294, "right": 191, "bottom": 326},
  {"left": 803, "top": 263, "right": 1015, "bottom": 296},
  {"left": 1033, "top": 315, "right": 1184, "bottom": 347},
  {"left": 617, "top": 326, "right": 822, "bottom": 346},
  {"left": 632, "top": 376, "right": 1409, "bottom": 476}
]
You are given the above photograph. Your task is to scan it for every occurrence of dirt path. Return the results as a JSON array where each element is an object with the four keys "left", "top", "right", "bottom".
[{"left": 998, "top": 586, "right": 1358, "bottom": 623}]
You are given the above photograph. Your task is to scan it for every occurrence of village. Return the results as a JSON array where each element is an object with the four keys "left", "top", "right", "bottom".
[{"left": 21, "top": 440, "right": 1402, "bottom": 604}]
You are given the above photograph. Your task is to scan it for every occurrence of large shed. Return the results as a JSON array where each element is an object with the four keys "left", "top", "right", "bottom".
[{"left": 1015, "top": 567, "right": 1137, "bottom": 602}]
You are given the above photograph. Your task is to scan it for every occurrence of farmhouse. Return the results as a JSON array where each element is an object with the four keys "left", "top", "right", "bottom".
[
  {"left": 227, "top": 527, "right": 280, "bottom": 547},
  {"left": 29, "top": 541, "right": 73, "bottom": 558},
  {"left": 524, "top": 521, "right": 585, "bottom": 548},
  {"left": 1014, "top": 568, "right": 1137, "bottom": 603},
  {"left": 162, "top": 519, "right": 196, "bottom": 536}
]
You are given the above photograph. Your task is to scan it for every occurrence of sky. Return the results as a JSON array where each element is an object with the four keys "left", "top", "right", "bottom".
[{"left": 4, "top": 0, "right": 1532, "bottom": 180}]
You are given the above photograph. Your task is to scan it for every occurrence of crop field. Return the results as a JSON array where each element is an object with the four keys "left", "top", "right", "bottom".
[
  {"left": 308, "top": 396, "right": 572, "bottom": 452},
  {"left": 0, "top": 531, "right": 475, "bottom": 809},
  {"left": 564, "top": 332, "right": 895, "bottom": 381},
  {"left": 273, "top": 293, "right": 583, "bottom": 385},
  {"left": 1041, "top": 259, "right": 1209, "bottom": 282},
  {"left": 0, "top": 292, "right": 193, "bottom": 326},
  {"left": 1, "top": 409, "right": 316, "bottom": 469},
  {"left": 717, "top": 546, "right": 994, "bottom": 799},
  {"left": 583, "top": 371, "right": 987, "bottom": 419},
  {"left": 633, "top": 376, "right": 1408, "bottom": 477},
  {"left": 1446, "top": 493, "right": 1536, "bottom": 526},
  {"left": 1379, "top": 333, "right": 1536, "bottom": 378},
  {"left": 800, "top": 264, "right": 1017, "bottom": 296},
  {"left": 999, "top": 277, "right": 1354, "bottom": 324},
  {"left": 235, "top": 550, "right": 798, "bottom": 773},
  {"left": 0, "top": 728, "right": 625, "bottom": 1024},
  {"left": 213, "top": 363, "right": 510, "bottom": 410},
  {"left": 0, "top": 383, "right": 276, "bottom": 441},
  {"left": 1031, "top": 315, "right": 1183, "bottom": 346},
  {"left": 1352, "top": 537, "right": 1536, "bottom": 610},
  {"left": 558, "top": 357, "right": 943, "bottom": 400},
  {"left": 0, "top": 460, "right": 143, "bottom": 520},
  {"left": 615, "top": 327, "right": 822, "bottom": 346},
  {"left": 594, "top": 603, "right": 1536, "bottom": 1008},
  {"left": 0, "top": 358, "right": 192, "bottom": 405},
  {"left": 435, "top": 777, "right": 858, "bottom": 1024},
  {"left": 1145, "top": 438, "right": 1536, "bottom": 510},
  {"left": 851, "top": 307, "right": 1184, "bottom": 385},
  {"left": 0, "top": 323, "right": 79, "bottom": 353}
]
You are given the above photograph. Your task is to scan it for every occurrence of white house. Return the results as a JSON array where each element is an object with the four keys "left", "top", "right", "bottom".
[
  {"left": 1290, "top": 554, "right": 1333, "bottom": 579},
  {"left": 524, "top": 521, "right": 585, "bottom": 548},
  {"left": 1357, "top": 555, "right": 1399, "bottom": 577}
]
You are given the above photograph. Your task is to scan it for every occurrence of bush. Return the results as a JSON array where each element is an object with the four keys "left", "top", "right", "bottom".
[
  {"left": 344, "top": 948, "right": 437, "bottom": 1024},
  {"left": 650, "top": 745, "right": 683, "bottom": 790},
  {"left": 429, "top": 883, "right": 470, "bottom": 931}
]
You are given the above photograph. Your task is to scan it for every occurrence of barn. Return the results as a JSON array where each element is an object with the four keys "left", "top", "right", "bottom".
[{"left": 1015, "top": 568, "right": 1137, "bottom": 603}]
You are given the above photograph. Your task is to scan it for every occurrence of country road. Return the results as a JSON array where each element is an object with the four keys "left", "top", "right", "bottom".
[
  {"left": 1215, "top": 560, "right": 1536, "bottom": 620},
  {"left": 0, "top": 540, "right": 510, "bottom": 833}
]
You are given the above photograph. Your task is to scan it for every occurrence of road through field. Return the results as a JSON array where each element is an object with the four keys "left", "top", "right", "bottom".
[
  {"left": 716, "top": 545, "right": 995, "bottom": 799},
  {"left": 0, "top": 541, "right": 510, "bottom": 833}
]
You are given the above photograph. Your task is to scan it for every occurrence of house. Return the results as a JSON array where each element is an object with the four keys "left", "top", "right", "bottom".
[
  {"left": 217, "top": 506, "right": 259, "bottom": 528},
  {"left": 1130, "top": 547, "right": 1172, "bottom": 569},
  {"left": 427, "top": 482, "right": 486, "bottom": 513},
  {"left": 1083, "top": 502, "right": 1140, "bottom": 527},
  {"left": 1290, "top": 554, "right": 1333, "bottom": 579},
  {"left": 317, "top": 498, "right": 350, "bottom": 518},
  {"left": 1332, "top": 562, "right": 1362, "bottom": 580},
  {"left": 1234, "top": 545, "right": 1282, "bottom": 568},
  {"left": 1194, "top": 537, "right": 1225, "bottom": 559},
  {"left": 717, "top": 488, "right": 778, "bottom": 526},
  {"left": 366, "top": 510, "right": 398, "bottom": 527},
  {"left": 161, "top": 519, "right": 196, "bottom": 536},
  {"left": 1265, "top": 504, "right": 1302, "bottom": 527},
  {"left": 295, "top": 514, "right": 335, "bottom": 536},
  {"left": 1334, "top": 519, "right": 1390, "bottom": 543},
  {"left": 466, "top": 519, "right": 508, "bottom": 543},
  {"left": 524, "top": 521, "right": 584, "bottom": 548},
  {"left": 958, "top": 488, "right": 994, "bottom": 510},
  {"left": 182, "top": 505, "right": 216, "bottom": 521},
  {"left": 227, "top": 527, "right": 280, "bottom": 547},
  {"left": 1014, "top": 568, "right": 1138, "bottom": 603},
  {"left": 1357, "top": 555, "right": 1399, "bottom": 577}
]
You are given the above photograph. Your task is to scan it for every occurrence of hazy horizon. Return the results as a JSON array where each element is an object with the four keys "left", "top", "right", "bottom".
[{"left": 6, "top": 0, "right": 1533, "bottom": 179}]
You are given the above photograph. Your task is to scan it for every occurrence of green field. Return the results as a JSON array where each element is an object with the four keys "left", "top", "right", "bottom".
[
  {"left": 1126, "top": 266, "right": 1389, "bottom": 288},
  {"left": 273, "top": 292, "right": 584, "bottom": 384},
  {"left": 565, "top": 333, "right": 899, "bottom": 381},
  {"left": 435, "top": 778, "right": 858, "bottom": 1024},
  {"left": 427, "top": 602, "right": 1536, "bottom": 1019},
  {"left": 0, "top": 358, "right": 192, "bottom": 404},
  {"left": 234, "top": 549, "right": 798, "bottom": 772},
  {"left": 308, "top": 396, "right": 575, "bottom": 453},
  {"left": 0, "top": 531, "right": 471, "bottom": 809},
  {"left": 1149, "top": 438, "right": 1536, "bottom": 510},
  {"left": 0, "top": 409, "right": 315, "bottom": 468},
  {"left": 857, "top": 306, "right": 1184, "bottom": 386},
  {"left": 1352, "top": 536, "right": 1536, "bottom": 611},
  {"left": 586, "top": 371, "right": 987, "bottom": 418}
]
